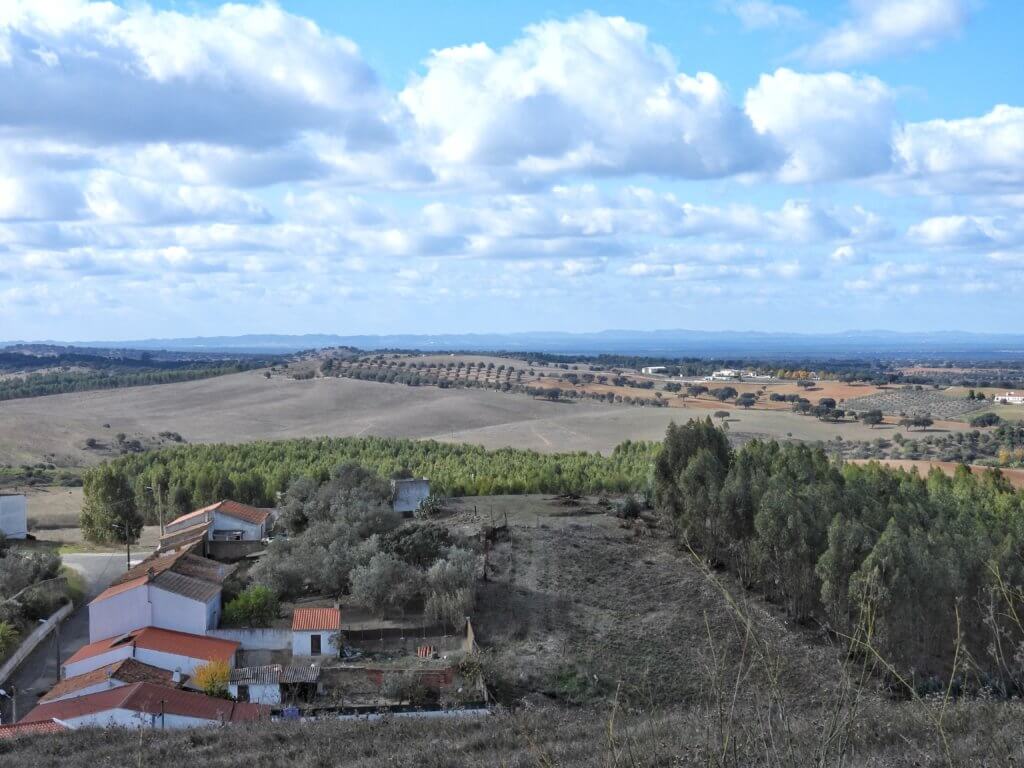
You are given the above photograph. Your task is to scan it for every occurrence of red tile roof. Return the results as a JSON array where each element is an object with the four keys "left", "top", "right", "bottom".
[
  {"left": 0, "top": 720, "right": 66, "bottom": 740},
  {"left": 166, "top": 500, "right": 270, "bottom": 531},
  {"left": 22, "top": 683, "right": 268, "bottom": 725},
  {"left": 39, "top": 659, "right": 174, "bottom": 704},
  {"left": 64, "top": 627, "right": 238, "bottom": 668},
  {"left": 292, "top": 606, "right": 340, "bottom": 631}
]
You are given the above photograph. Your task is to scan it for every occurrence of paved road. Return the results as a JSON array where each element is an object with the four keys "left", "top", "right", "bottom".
[{"left": 1, "top": 552, "right": 145, "bottom": 724}]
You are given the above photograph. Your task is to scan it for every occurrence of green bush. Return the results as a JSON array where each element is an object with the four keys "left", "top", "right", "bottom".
[{"left": 222, "top": 585, "right": 279, "bottom": 627}]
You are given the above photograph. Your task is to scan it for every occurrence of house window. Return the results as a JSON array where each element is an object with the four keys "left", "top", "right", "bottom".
[{"left": 310, "top": 634, "right": 322, "bottom": 655}]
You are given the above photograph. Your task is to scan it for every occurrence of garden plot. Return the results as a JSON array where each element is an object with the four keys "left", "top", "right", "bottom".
[{"left": 845, "top": 388, "right": 981, "bottom": 419}]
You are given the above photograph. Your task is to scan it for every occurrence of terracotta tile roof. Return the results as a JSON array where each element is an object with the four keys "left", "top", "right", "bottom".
[
  {"left": 64, "top": 627, "right": 238, "bottom": 668},
  {"left": 151, "top": 570, "right": 222, "bottom": 603},
  {"left": 0, "top": 720, "right": 66, "bottom": 740},
  {"left": 22, "top": 683, "right": 268, "bottom": 725},
  {"left": 39, "top": 659, "right": 175, "bottom": 704},
  {"left": 158, "top": 520, "right": 211, "bottom": 552},
  {"left": 174, "top": 554, "right": 234, "bottom": 584},
  {"left": 166, "top": 500, "right": 270, "bottom": 531},
  {"left": 292, "top": 607, "right": 340, "bottom": 631}
]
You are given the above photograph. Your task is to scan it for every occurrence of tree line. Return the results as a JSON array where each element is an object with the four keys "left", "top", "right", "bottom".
[
  {"left": 81, "top": 436, "right": 658, "bottom": 528},
  {"left": 654, "top": 418, "right": 1024, "bottom": 693},
  {"left": 0, "top": 363, "right": 264, "bottom": 403}
]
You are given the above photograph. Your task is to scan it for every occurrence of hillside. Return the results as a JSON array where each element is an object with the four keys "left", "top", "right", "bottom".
[{"left": 2, "top": 495, "right": 1018, "bottom": 766}]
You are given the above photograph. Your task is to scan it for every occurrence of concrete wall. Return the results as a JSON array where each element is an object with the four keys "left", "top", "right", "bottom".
[
  {"left": 0, "top": 601, "right": 73, "bottom": 686},
  {"left": 149, "top": 585, "right": 216, "bottom": 636},
  {"left": 206, "top": 540, "right": 264, "bottom": 561},
  {"left": 292, "top": 630, "right": 338, "bottom": 657},
  {"left": 211, "top": 511, "right": 264, "bottom": 541},
  {"left": 392, "top": 480, "right": 429, "bottom": 514},
  {"left": 208, "top": 628, "right": 291, "bottom": 650},
  {"left": 0, "top": 494, "right": 28, "bottom": 539},
  {"left": 135, "top": 647, "right": 234, "bottom": 676},
  {"left": 88, "top": 584, "right": 152, "bottom": 643},
  {"left": 164, "top": 511, "right": 211, "bottom": 535}
]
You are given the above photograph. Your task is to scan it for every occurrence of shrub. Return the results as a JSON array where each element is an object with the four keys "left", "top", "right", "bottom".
[
  {"left": 970, "top": 412, "right": 1001, "bottom": 428},
  {"left": 222, "top": 585, "right": 279, "bottom": 627},
  {"left": 193, "top": 659, "right": 230, "bottom": 698},
  {"left": 0, "top": 620, "right": 19, "bottom": 657}
]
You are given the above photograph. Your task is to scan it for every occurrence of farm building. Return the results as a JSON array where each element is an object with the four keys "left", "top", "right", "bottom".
[
  {"left": 39, "top": 659, "right": 176, "bottom": 705},
  {"left": 228, "top": 664, "right": 321, "bottom": 705},
  {"left": 391, "top": 478, "right": 430, "bottom": 516},
  {"left": 995, "top": 392, "right": 1024, "bottom": 405},
  {"left": 641, "top": 366, "right": 667, "bottom": 375},
  {"left": 63, "top": 626, "right": 239, "bottom": 679},
  {"left": 292, "top": 607, "right": 340, "bottom": 657},
  {"left": 87, "top": 548, "right": 233, "bottom": 641},
  {"left": 705, "top": 369, "right": 741, "bottom": 381},
  {"left": 163, "top": 500, "right": 271, "bottom": 542},
  {"left": 0, "top": 493, "right": 27, "bottom": 540},
  {"left": 20, "top": 682, "right": 267, "bottom": 730}
]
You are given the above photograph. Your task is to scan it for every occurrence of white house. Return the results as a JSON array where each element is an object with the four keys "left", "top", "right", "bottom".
[
  {"left": 21, "top": 682, "right": 267, "bottom": 730},
  {"left": 291, "top": 607, "right": 340, "bottom": 657},
  {"left": 63, "top": 626, "right": 239, "bottom": 679},
  {"left": 995, "top": 391, "right": 1024, "bottom": 405},
  {"left": 705, "top": 369, "right": 742, "bottom": 381},
  {"left": 641, "top": 366, "right": 667, "bottom": 375},
  {"left": 391, "top": 479, "right": 430, "bottom": 516},
  {"left": 38, "top": 659, "right": 175, "bottom": 705},
  {"left": 0, "top": 493, "right": 27, "bottom": 540},
  {"left": 164, "top": 500, "right": 271, "bottom": 542},
  {"left": 87, "top": 550, "right": 231, "bottom": 642}
]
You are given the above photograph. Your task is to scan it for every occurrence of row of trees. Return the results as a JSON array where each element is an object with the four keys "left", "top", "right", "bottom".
[
  {"left": 80, "top": 436, "right": 658, "bottom": 532},
  {"left": 655, "top": 418, "right": 1024, "bottom": 691},
  {"left": 0, "top": 363, "right": 261, "bottom": 403}
]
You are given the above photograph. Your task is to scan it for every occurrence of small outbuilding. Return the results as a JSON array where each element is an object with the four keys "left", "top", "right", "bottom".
[
  {"left": 229, "top": 664, "right": 321, "bottom": 705},
  {"left": 292, "top": 607, "right": 340, "bottom": 657},
  {"left": 0, "top": 493, "right": 28, "bottom": 540},
  {"left": 391, "top": 478, "right": 430, "bottom": 517}
]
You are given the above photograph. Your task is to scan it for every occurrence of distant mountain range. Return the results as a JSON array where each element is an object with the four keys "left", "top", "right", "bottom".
[{"left": 6, "top": 330, "right": 1024, "bottom": 359}]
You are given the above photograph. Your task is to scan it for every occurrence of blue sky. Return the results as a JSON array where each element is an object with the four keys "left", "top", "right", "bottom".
[{"left": 1, "top": 0, "right": 1022, "bottom": 341}]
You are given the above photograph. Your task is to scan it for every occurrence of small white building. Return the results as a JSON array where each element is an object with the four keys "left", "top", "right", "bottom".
[
  {"left": 705, "top": 369, "right": 742, "bottom": 381},
  {"left": 0, "top": 493, "right": 28, "bottom": 540},
  {"left": 641, "top": 366, "right": 667, "bottom": 375},
  {"left": 995, "top": 391, "right": 1024, "bottom": 405},
  {"left": 391, "top": 479, "right": 430, "bottom": 517},
  {"left": 21, "top": 682, "right": 266, "bottom": 730},
  {"left": 291, "top": 607, "right": 340, "bottom": 657}
]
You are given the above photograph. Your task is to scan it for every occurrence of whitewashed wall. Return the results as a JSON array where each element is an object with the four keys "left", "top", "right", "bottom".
[
  {"left": 44, "top": 679, "right": 125, "bottom": 704},
  {"left": 208, "top": 628, "right": 291, "bottom": 650},
  {"left": 88, "top": 585, "right": 152, "bottom": 643},
  {"left": 63, "top": 646, "right": 133, "bottom": 678},
  {"left": 0, "top": 494, "right": 27, "bottom": 539},
  {"left": 149, "top": 586, "right": 216, "bottom": 636},
  {"left": 228, "top": 682, "right": 281, "bottom": 705},
  {"left": 292, "top": 630, "right": 338, "bottom": 657},
  {"left": 66, "top": 709, "right": 220, "bottom": 729}
]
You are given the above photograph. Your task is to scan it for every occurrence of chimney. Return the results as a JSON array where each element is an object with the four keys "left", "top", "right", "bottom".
[{"left": 172, "top": 669, "right": 182, "bottom": 685}]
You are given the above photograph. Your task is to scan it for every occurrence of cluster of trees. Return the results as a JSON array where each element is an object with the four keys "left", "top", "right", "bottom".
[
  {"left": 249, "top": 465, "right": 476, "bottom": 628},
  {"left": 655, "top": 418, "right": 1024, "bottom": 690},
  {"left": 0, "top": 535, "right": 64, "bottom": 659},
  {"left": 0, "top": 362, "right": 263, "bottom": 403},
  {"left": 81, "top": 437, "right": 657, "bottom": 529}
]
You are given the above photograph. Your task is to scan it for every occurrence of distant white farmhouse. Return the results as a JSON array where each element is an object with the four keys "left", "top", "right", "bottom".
[
  {"left": 86, "top": 549, "right": 233, "bottom": 642},
  {"left": 0, "top": 493, "right": 27, "bottom": 540},
  {"left": 391, "top": 478, "right": 430, "bottom": 517},
  {"left": 995, "top": 392, "right": 1024, "bottom": 405},
  {"left": 705, "top": 369, "right": 742, "bottom": 382},
  {"left": 641, "top": 366, "right": 667, "bottom": 375}
]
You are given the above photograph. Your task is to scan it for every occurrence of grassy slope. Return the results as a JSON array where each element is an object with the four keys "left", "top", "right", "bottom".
[{"left": 4, "top": 496, "right": 1020, "bottom": 765}]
